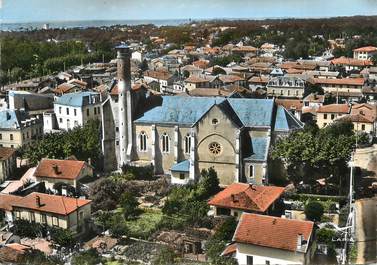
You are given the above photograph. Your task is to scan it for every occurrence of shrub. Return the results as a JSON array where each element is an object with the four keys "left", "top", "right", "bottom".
[
  {"left": 120, "top": 192, "right": 140, "bottom": 220},
  {"left": 71, "top": 249, "right": 102, "bottom": 265},
  {"left": 304, "top": 201, "right": 324, "bottom": 222}
]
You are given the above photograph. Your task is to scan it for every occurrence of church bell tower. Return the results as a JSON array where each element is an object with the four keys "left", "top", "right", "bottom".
[{"left": 116, "top": 44, "right": 133, "bottom": 168}]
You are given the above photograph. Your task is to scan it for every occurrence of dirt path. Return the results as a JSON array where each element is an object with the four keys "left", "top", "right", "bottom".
[{"left": 355, "top": 198, "right": 377, "bottom": 264}]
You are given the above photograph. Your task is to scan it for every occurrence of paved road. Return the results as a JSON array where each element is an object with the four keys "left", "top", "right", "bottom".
[{"left": 355, "top": 198, "right": 377, "bottom": 264}]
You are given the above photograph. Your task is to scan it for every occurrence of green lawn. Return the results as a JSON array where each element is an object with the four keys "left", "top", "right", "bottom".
[{"left": 125, "top": 209, "right": 163, "bottom": 239}]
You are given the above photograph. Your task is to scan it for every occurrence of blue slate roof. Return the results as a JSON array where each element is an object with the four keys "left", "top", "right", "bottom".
[
  {"left": 0, "top": 110, "right": 30, "bottom": 129},
  {"left": 135, "top": 96, "right": 275, "bottom": 127},
  {"left": 135, "top": 96, "right": 223, "bottom": 126},
  {"left": 55, "top": 92, "right": 99, "bottom": 107},
  {"left": 274, "top": 106, "right": 304, "bottom": 131},
  {"left": 227, "top": 98, "right": 274, "bottom": 127},
  {"left": 171, "top": 160, "right": 190, "bottom": 172},
  {"left": 245, "top": 137, "right": 270, "bottom": 162}
]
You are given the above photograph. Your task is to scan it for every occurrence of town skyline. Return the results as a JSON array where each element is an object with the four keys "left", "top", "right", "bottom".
[{"left": 3, "top": 0, "right": 377, "bottom": 23}]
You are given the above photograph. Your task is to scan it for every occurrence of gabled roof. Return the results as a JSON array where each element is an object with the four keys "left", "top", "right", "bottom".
[
  {"left": 34, "top": 158, "right": 87, "bottom": 180},
  {"left": 331, "top": 57, "right": 373, "bottom": 66},
  {"left": 208, "top": 183, "right": 284, "bottom": 213},
  {"left": 274, "top": 105, "right": 304, "bottom": 131},
  {"left": 171, "top": 160, "right": 190, "bottom": 173},
  {"left": 311, "top": 77, "right": 365, "bottom": 86},
  {"left": 11, "top": 192, "right": 91, "bottom": 215},
  {"left": 233, "top": 213, "right": 314, "bottom": 252},
  {"left": 135, "top": 96, "right": 282, "bottom": 129},
  {"left": 0, "top": 194, "right": 22, "bottom": 211}
]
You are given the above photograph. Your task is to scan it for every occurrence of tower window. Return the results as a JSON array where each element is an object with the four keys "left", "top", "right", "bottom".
[
  {"left": 161, "top": 133, "right": 170, "bottom": 153},
  {"left": 139, "top": 131, "right": 147, "bottom": 152},
  {"left": 249, "top": 165, "right": 254, "bottom": 178},
  {"left": 184, "top": 134, "right": 191, "bottom": 154}
]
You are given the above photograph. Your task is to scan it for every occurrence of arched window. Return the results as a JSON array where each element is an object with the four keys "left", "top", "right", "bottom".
[
  {"left": 161, "top": 133, "right": 170, "bottom": 153},
  {"left": 139, "top": 131, "right": 147, "bottom": 152},
  {"left": 184, "top": 134, "right": 191, "bottom": 154},
  {"left": 249, "top": 165, "right": 254, "bottom": 178}
]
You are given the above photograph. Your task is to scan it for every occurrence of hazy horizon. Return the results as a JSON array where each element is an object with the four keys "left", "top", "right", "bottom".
[{"left": 2, "top": 0, "right": 377, "bottom": 24}]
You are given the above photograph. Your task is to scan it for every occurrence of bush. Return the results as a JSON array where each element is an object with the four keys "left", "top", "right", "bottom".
[
  {"left": 121, "top": 164, "right": 154, "bottom": 180},
  {"left": 120, "top": 192, "right": 140, "bottom": 220},
  {"left": 152, "top": 246, "right": 177, "bottom": 265},
  {"left": 49, "top": 227, "right": 75, "bottom": 247},
  {"left": 71, "top": 249, "right": 102, "bottom": 265},
  {"left": 304, "top": 201, "right": 324, "bottom": 222},
  {"left": 316, "top": 228, "right": 336, "bottom": 244}
]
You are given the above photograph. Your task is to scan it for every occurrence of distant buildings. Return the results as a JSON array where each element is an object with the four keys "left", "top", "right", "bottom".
[{"left": 353, "top": 46, "right": 377, "bottom": 60}]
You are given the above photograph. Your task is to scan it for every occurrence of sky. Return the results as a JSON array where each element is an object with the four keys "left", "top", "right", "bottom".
[{"left": 2, "top": 0, "right": 377, "bottom": 23}]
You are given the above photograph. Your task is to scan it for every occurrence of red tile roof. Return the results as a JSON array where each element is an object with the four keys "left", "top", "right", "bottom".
[
  {"left": 0, "top": 147, "right": 16, "bottom": 161},
  {"left": 311, "top": 77, "right": 365, "bottom": 86},
  {"left": 317, "top": 104, "right": 350, "bottom": 114},
  {"left": 339, "top": 114, "right": 374, "bottom": 124},
  {"left": 221, "top": 243, "right": 237, "bottom": 256},
  {"left": 353, "top": 46, "right": 377, "bottom": 52},
  {"left": 34, "top": 158, "right": 87, "bottom": 180},
  {"left": 12, "top": 192, "right": 91, "bottom": 215},
  {"left": 275, "top": 99, "right": 303, "bottom": 111},
  {"left": 233, "top": 213, "right": 314, "bottom": 252},
  {"left": 144, "top": 70, "right": 173, "bottom": 81},
  {"left": 0, "top": 194, "right": 22, "bottom": 211},
  {"left": 331, "top": 57, "right": 373, "bottom": 66},
  {"left": 208, "top": 183, "right": 284, "bottom": 213}
]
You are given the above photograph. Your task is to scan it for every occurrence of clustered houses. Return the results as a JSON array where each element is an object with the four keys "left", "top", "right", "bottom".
[{"left": 1, "top": 30, "right": 376, "bottom": 263}]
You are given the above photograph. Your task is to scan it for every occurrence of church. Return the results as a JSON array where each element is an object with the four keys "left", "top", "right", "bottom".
[{"left": 101, "top": 45, "right": 303, "bottom": 186}]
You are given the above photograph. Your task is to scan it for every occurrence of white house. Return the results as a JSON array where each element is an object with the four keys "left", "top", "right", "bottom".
[
  {"left": 224, "top": 213, "right": 315, "bottom": 265},
  {"left": 353, "top": 46, "right": 377, "bottom": 60},
  {"left": 51, "top": 92, "right": 102, "bottom": 131},
  {"left": 132, "top": 51, "right": 143, "bottom": 62}
]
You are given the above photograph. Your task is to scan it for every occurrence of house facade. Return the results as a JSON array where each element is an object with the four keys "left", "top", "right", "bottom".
[
  {"left": 267, "top": 76, "right": 305, "bottom": 99},
  {"left": 0, "top": 110, "right": 43, "bottom": 148},
  {"left": 0, "top": 147, "right": 16, "bottom": 183},
  {"left": 227, "top": 213, "right": 315, "bottom": 265},
  {"left": 0, "top": 193, "right": 91, "bottom": 234},
  {"left": 51, "top": 92, "right": 102, "bottom": 131}
]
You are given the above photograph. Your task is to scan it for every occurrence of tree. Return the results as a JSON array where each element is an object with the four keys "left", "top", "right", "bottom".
[
  {"left": 90, "top": 178, "right": 121, "bottom": 211},
  {"left": 271, "top": 120, "right": 356, "bottom": 192},
  {"left": 212, "top": 67, "right": 227, "bottom": 76},
  {"left": 304, "top": 201, "right": 324, "bottom": 222},
  {"left": 304, "top": 83, "right": 324, "bottom": 98},
  {"left": 71, "top": 249, "right": 102, "bottom": 265},
  {"left": 197, "top": 167, "right": 220, "bottom": 199},
  {"left": 120, "top": 191, "right": 140, "bottom": 220},
  {"left": 108, "top": 214, "right": 129, "bottom": 238},
  {"left": 153, "top": 246, "right": 177, "bottom": 265},
  {"left": 49, "top": 227, "right": 75, "bottom": 248},
  {"left": 139, "top": 59, "right": 149, "bottom": 72}
]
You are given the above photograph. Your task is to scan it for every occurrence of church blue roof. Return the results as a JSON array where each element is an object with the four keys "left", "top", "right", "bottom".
[
  {"left": 274, "top": 105, "right": 304, "bottom": 131},
  {"left": 171, "top": 160, "right": 190, "bottom": 172},
  {"left": 0, "top": 110, "right": 30, "bottom": 129},
  {"left": 135, "top": 96, "right": 223, "bottom": 126},
  {"left": 227, "top": 98, "right": 274, "bottom": 127},
  {"left": 55, "top": 92, "right": 99, "bottom": 107},
  {"left": 135, "top": 96, "right": 275, "bottom": 127},
  {"left": 245, "top": 137, "right": 270, "bottom": 162}
]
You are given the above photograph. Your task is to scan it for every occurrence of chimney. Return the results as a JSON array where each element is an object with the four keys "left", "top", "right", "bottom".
[
  {"left": 231, "top": 194, "right": 238, "bottom": 202},
  {"left": 36, "top": 196, "right": 42, "bottom": 207},
  {"left": 297, "top": 234, "right": 304, "bottom": 249},
  {"left": 52, "top": 165, "right": 60, "bottom": 174}
]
